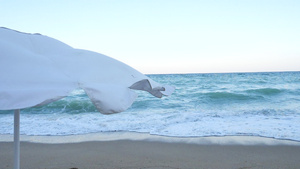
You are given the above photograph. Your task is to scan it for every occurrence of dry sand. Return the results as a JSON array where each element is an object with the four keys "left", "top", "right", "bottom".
[{"left": 1, "top": 138, "right": 300, "bottom": 169}]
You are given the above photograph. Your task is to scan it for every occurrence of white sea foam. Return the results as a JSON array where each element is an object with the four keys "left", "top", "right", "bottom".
[{"left": 1, "top": 132, "right": 300, "bottom": 146}]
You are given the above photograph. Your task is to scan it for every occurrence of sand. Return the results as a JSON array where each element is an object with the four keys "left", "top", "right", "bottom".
[{"left": 1, "top": 135, "right": 300, "bottom": 169}]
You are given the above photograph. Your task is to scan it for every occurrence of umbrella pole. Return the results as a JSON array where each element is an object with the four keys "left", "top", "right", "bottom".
[{"left": 14, "top": 109, "right": 20, "bottom": 169}]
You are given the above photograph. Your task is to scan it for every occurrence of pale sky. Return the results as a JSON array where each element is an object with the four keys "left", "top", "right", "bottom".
[{"left": 1, "top": 0, "right": 299, "bottom": 74}]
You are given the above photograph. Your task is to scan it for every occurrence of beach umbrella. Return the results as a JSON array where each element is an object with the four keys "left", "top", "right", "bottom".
[{"left": 0, "top": 27, "right": 174, "bottom": 169}]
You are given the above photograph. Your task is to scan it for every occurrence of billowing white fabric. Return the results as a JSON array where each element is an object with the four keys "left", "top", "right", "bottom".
[{"left": 0, "top": 27, "right": 174, "bottom": 114}]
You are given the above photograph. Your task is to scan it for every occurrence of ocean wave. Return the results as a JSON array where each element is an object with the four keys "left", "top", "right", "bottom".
[
  {"left": 203, "top": 91, "right": 257, "bottom": 101},
  {"left": 241, "top": 108, "right": 298, "bottom": 116},
  {"left": 246, "top": 88, "right": 283, "bottom": 95},
  {"left": 23, "top": 99, "right": 97, "bottom": 114}
]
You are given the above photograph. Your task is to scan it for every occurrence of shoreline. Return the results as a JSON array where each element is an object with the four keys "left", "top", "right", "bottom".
[{"left": 1, "top": 132, "right": 300, "bottom": 145}]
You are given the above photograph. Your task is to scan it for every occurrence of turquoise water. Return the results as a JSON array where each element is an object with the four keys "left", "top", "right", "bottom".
[{"left": 1, "top": 72, "right": 300, "bottom": 141}]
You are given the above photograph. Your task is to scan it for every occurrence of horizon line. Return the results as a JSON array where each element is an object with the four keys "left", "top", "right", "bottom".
[{"left": 145, "top": 70, "right": 300, "bottom": 75}]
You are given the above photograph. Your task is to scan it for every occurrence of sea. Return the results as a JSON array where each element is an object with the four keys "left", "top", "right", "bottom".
[{"left": 1, "top": 71, "right": 300, "bottom": 141}]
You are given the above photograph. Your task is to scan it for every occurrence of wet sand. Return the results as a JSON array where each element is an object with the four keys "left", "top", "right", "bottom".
[{"left": 1, "top": 138, "right": 300, "bottom": 169}]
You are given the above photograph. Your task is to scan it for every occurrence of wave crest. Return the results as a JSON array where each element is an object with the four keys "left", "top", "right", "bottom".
[
  {"left": 204, "top": 92, "right": 255, "bottom": 101},
  {"left": 246, "top": 88, "right": 283, "bottom": 95}
]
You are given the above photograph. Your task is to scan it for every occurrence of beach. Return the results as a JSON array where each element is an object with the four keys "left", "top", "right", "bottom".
[{"left": 1, "top": 134, "right": 300, "bottom": 169}]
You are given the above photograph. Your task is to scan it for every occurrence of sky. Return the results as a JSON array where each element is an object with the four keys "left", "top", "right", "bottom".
[{"left": 1, "top": 0, "right": 299, "bottom": 74}]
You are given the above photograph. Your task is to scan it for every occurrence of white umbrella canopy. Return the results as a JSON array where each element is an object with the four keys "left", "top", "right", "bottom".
[
  {"left": 0, "top": 27, "right": 174, "bottom": 169},
  {"left": 0, "top": 27, "right": 174, "bottom": 113}
]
